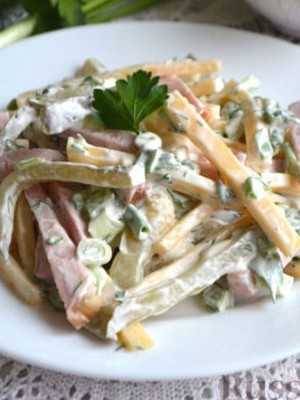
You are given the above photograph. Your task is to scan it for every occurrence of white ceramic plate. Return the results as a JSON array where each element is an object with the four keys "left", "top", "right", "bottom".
[{"left": 1, "top": 21, "right": 300, "bottom": 381}]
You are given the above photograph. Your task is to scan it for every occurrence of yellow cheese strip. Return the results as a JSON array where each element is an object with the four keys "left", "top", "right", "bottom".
[
  {"left": 67, "top": 135, "right": 136, "bottom": 168},
  {"left": 189, "top": 77, "right": 224, "bottom": 96},
  {"left": 156, "top": 168, "right": 217, "bottom": 199},
  {"left": 154, "top": 203, "right": 217, "bottom": 255},
  {"left": 107, "top": 59, "right": 222, "bottom": 80},
  {"left": 0, "top": 254, "right": 42, "bottom": 306},
  {"left": 164, "top": 91, "right": 300, "bottom": 257},
  {"left": 117, "top": 321, "right": 155, "bottom": 351},
  {"left": 285, "top": 263, "right": 300, "bottom": 279},
  {"left": 265, "top": 173, "right": 300, "bottom": 196}
]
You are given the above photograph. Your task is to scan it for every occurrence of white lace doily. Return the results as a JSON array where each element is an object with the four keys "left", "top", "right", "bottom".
[{"left": 0, "top": 1, "right": 300, "bottom": 399}]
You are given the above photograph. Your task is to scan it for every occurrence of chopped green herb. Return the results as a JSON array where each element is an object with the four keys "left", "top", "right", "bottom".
[
  {"left": 70, "top": 143, "right": 86, "bottom": 154},
  {"left": 243, "top": 177, "right": 267, "bottom": 199},
  {"left": 216, "top": 179, "right": 235, "bottom": 204},
  {"left": 250, "top": 235, "right": 283, "bottom": 301},
  {"left": 45, "top": 235, "right": 64, "bottom": 245},
  {"left": 255, "top": 128, "right": 273, "bottom": 159},
  {"left": 124, "top": 204, "right": 151, "bottom": 241},
  {"left": 203, "top": 284, "right": 234, "bottom": 312},
  {"left": 115, "top": 290, "right": 126, "bottom": 303},
  {"left": 16, "top": 157, "right": 45, "bottom": 170},
  {"left": 285, "top": 208, "right": 300, "bottom": 234}
]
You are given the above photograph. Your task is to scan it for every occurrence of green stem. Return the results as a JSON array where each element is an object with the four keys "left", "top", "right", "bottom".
[
  {"left": 82, "top": 0, "right": 115, "bottom": 14},
  {"left": 85, "top": 0, "right": 128, "bottom": 19},
  {"left": 85, "top": 0, "right": 166, "bottom": 22},
  {"left": 0, "top": 15, "right": 37, "bottom": 49}
]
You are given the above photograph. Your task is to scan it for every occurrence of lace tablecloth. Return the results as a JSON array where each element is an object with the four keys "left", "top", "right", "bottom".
[{"left": 1, "top": 1, "right": 300, "bottom": 399}]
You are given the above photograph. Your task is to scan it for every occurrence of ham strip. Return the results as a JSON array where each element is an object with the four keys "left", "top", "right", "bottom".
[
  {"left": 35, "top": 233, "right": 54, "bottom": 284},
  {"left": 0, "top": 112, "right": 10, "bottom": 130},
  {"left": 25, "top": 184, "right": 99, "bottom": 329},
  {"left": 45, "top": 181, "right": 88, "bottom": 245},
  {"left": 160, "top": 75, "right": 206, "bottom": 114},
  {"left": 60, "top": 128, "right": 137, "bottom": 153},
  {"left": 227, "top": 270, "right": 256, "bottom": 299},
  {"left": 0, "top": 148, "right": 65, "bottom": 181}
]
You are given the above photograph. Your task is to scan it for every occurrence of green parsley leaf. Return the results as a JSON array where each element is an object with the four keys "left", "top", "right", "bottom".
[{"left": 92, "top": 70, "right": 168, "bottom": 134}]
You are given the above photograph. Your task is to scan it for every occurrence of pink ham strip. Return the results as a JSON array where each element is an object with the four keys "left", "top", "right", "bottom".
[
  {"left": 289, "top": 101, "right": 300, "bottom": 117},
  {"left": 277, "top": 248, "right": 292, "bottom": 268},
  {"left": 35, "top": 233, "right": 54, "bottom": 284},
  {"left": 60, "top": 128, "right": 137, "bottom": 153},
  {"left": 0, "top": 149, "right": 65, "bottom": 182},
  {"left": 160, "top": 75, "right": 206, "bottom": 114},
  {"left": 0, "top": 112, "right": 10, "bottom": 131},
  {"left": 25, "top": 184, "right": 97, "bottom": 329},
  {"left": 227, "top": 270, "right": 257, "bottom": 299},
  {"left": 45, "top": 181, "right": 88, "bottom": 245},
  {"left": 288, "top": 101, "right": 300, "bottom": 159},
  {"left": 289, "top": 124, "right": 300, "bottom": 160}
]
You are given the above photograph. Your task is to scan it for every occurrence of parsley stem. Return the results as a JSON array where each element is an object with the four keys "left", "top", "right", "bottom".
[
  {"left": 85, "top": 0, "right": 167, "bottom": 22},
  {"left": 0, "top": 15, "right": 37, "bottom": 49},
  {"left": 82, "top": 0, "right": 113, "bottom": 14}
]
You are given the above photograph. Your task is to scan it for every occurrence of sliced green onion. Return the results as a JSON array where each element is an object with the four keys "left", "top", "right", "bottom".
[
  {"left": 16, "top": 157, "right": 45, "bottom": 170},
  {"left": 87, "top": 265, "right": 108, "bottom": 295},
  {"left": 145, "top": 149, "right": 161, "bottom": 174},
  {"left": 77, "top": 238, "right": 112, "bottom": 266},
  {"left": 124, "top": 204, "right": 151, "bottom": 241},
  {"left": 45, "top": 235, "right": 64, "bottom": 245},
  {"left": 269, "top": 118, "right": 285, "bottom": 152},
  {"left": 216, "top": 179, "right": 235, "bottom": 204},
  {"left": 255, "top": 128, "right": 273, "bottom": 159},
  {"left": 203, "top": 284, "right": 234, "bottom": 312},
  {"left": 84, "top": 188, "right": 115, "bottom": 219},
  {"left": 88, "top": 206, "right": 124, "bottom": 243},
  {"left": 243, "top": 177, "right": 266, "bottom": 200},
  {"left": 135, "top": 132, "right": 162, "bottom": 152}
]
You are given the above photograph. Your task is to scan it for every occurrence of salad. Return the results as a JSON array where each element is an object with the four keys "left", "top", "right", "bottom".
[{"left": 1, "top": 56, "right": 300, "bottom": 350}]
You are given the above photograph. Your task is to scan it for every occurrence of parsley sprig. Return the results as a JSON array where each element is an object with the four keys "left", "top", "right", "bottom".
[{"left": 92, "top": 70, "right": 168, "bottom": 134}]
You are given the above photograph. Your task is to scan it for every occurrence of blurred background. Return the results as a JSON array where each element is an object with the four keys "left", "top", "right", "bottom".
[{"left": 1, "top": 0, "right": 299, "bottom": 50}]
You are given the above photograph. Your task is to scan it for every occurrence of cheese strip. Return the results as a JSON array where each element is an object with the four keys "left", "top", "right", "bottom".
[
  {"left": 107, "top": 59, "right": 223, "bottom": 80},
  {"left": 265, "top": 173, "right": 300, "bottom": 196},
  {"left": 67, "top": 135, "right": 136, "bottom": 168},
  {"left": 164, "top": 91, "right": 300, "bottom": 257},
  {"left": 0, "top": 253, "right": 42, "bottom": 306},
  {"left": 189, "top": 77, "right": 224, "bottom": 96},
  {"left": 154, "top": 203, "right": 217, "bottom": 255},
  {"left": 285, "top": 263, "right": 300, "bottom": 279},
  {"left": 117, "top": 322, "right": 155, "bottom": 351}
]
